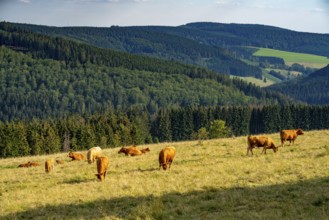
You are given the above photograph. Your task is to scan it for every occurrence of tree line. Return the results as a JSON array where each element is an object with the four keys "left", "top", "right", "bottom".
[{"left": 1, "top": 104, "right": 329, "bottom": 158}]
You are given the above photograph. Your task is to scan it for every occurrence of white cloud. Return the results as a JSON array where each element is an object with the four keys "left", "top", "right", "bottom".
[
  {"left": 19, "top": 0, "right": 31, "bottom": 3},
  {"left": 134, "top": 0, "right": 149, "bottom": 3},
  {"left": 311, "top": 7, "right": 325, "bottom": 12}
]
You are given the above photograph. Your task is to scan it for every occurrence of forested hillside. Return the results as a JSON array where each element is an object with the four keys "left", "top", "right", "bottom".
[
  {"left": 0, "top": 22, "right": 293, "bottom": 121},
  {"left": 267, "top": 65, "right": 329, "bottom": 104},
  {"left": 8, "top": 22, "right": 263, "bottom": 78},
  {"left": 2, "top": 104, "right": 329, "bottom": 158},
  {"left": 176, "top": 22, "right": 329, "bottom": 57}
]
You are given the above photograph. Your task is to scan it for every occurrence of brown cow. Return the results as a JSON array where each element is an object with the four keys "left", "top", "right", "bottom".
[
  {"left": 95, "top": 156, "right": 109, "bottom": 181},
  {"left": 56, "top": 159, "right": 65, "bottom": 164},
  {"left": 280, "top": 129, "right": 304, "bottom": 147},
  {"left": 18, "top": 162, "right": 31, "bottom": 168},
  {"left": 18, "top": 161, "right": 40, "bottom": 168},
  {"left": 247, "top": 135, "right": 278, "bottom": 155},
  {"left": 118, "top": 146, "right": 142, "bottom": 156},
  {"left": 29, "top": 162, "right": 40, "bottom": 167},
  {"left": 159, "top": 147, "right": 176, "bottom": 170},
  {"left": 45, "top": 159, "right": 54, "bottom": 173},
  {"left": 87, "top": 146, "right": 102, "bottom": 164},
  {"left": 141, "top": 147, "right": 150, "bottom": 154},
  {"left": 67, "top": 152, "right": 85, "bottom": 161}
]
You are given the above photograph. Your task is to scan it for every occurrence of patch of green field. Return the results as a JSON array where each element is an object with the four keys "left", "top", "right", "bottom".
[{"left": 253, "top": 48, "right": 329, "bottom": 68}]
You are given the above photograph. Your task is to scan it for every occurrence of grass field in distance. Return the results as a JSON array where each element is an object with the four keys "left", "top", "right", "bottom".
[
  {"left": 253, "top": 48, "right": 329, "bottom": 69},
  {"left": 1, "top": 130, "right": 329, "bottom": 219}
]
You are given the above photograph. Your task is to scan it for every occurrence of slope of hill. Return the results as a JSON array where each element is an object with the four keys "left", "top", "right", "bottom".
[
  {"left": 1, "top": 130, "right": 329, "bottom": 219},
  {"left": 177, "top": 22, "right": 329, "bottom": 57},
  {"left": 8, "top": 22, "right": 263, "bottom": 79},
  {"left": 0, "top": 22, "right": 295, "bottom": 121},
  {"left": 10, "top": 21, "right": 329, "bottom": 86},
  {"left": 267, "top": 65, "right": 329, "bottom": 104}
]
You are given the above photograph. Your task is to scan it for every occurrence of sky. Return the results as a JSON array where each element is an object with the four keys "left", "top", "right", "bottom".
[{"left": 0, "top": 0, "right": 329, "bottom": 33}]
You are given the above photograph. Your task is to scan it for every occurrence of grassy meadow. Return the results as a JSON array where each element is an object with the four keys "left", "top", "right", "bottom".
[
  {"left": 253, "top": 48, "right": 329, "bottom": 68},
  {"left": 1, "top": 130, "right": 329, "bottom": 219}
]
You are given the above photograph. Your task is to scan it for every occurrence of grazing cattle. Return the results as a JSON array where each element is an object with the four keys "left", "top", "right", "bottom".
[
  {"left": 280, "top": 129, "right": 304, "bottom": 147},
  {"left": 247, "top": 135, "right": 278, "bottom": 155},
  {"left": 45, "top": 159, "right": 54, "bottom": 173},
  {"left": 95, "top": 156, "right": 109, "bottom": 181},
  {"left": 141, "top": 147, "right": 150, "bottom": 154},
  {"left": 55, "top": 159, "right": 65, "bottom": 164},
  {"left": 159, "top": 147, "right": 176, "bottom": 170},
  {"left": 67, "top": 152, "right": 85, "bottom": 161},
  {"left": 87, "top": 146, "right": 102, "bottom": 164},
  {"left": 118, "top": 146, "right": 142, "bottom": 156}
]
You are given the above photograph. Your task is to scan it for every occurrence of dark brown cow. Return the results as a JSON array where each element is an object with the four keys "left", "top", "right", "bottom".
[
  {"left": 95, "top": 156, "right": 109, "bottom": 181},
  {"left": 18, "top": 162, "right": 31, "bottom": 168},
  {"left": 118, "top": 146, "right": 142, "bottom": 156},
  {"left": 159, "top": 147, "right": 176, "bottom": 170},
  {"left": 247, "top": 135, "right": 278, "bottom": 155},
  {"left": 280, "top": 129, "right": 304, "bottom": 147},
  {"left": 67, "top": 152, "right": 85, "bottom": 161}
]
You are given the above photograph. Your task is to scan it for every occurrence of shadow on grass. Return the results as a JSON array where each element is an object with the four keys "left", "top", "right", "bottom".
[
  {"left": 3, "top": 177, "right": 329, "bottom": 219},
  {"left": 61, "top": 178, "right": 95, "bottom": 184}
]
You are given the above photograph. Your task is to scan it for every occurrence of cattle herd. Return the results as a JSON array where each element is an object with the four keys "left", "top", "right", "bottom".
[
  {"left": 17, "top": 145, "right": 177, "bottom": 181},
  {"left": 247, "top": 128, "right": 304, "bottom": 156},
  {"left": 16, "top": 128, "right": 304, "bottom": 181}
]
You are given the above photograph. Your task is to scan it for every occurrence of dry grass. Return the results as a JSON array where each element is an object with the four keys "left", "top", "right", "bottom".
[{"left": 1, "top": 130, "right": 329, "bottom": 219}]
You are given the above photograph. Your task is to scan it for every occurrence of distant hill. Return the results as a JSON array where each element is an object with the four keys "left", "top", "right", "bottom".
[
  {"left": 0, "top": 22, "right": 295, "bottom": 121},
  {"left": 267, "top": 65, "right": 329, "bottom": 104},
  {"left": 10, "top": 21, "right": 329, "bottom": 85},
  {"left": 8, "top": 22, "right": 263, "bottom": 79}
]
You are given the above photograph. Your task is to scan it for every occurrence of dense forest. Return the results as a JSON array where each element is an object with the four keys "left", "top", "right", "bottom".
[
  {"left": 267, "top": 65, "right": 329, "bottom": 104},
  {"left": 0, "top": 22, "right": 293, "bottom": 121},
  {"left": 1, "top": 105, "right": 329, "bottom": 158},
  {"left": 8, "top": 22, "right": 263, "bottom": 78}
]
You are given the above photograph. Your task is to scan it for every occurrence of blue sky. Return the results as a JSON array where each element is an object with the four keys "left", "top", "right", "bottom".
[{"left": 1, "top": 0, "right": 329, "bottom": 33}]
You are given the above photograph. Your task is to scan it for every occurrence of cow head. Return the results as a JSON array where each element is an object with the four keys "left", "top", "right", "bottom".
[
  {"left": 95, "top": 173, "right": 103, "bottom": 181},
  {"left": 118, "top": 148, "right": 126, "bottom": 154},
  {"left": 141, "top": 148, "right": 150, "bottom": 153},
  {"left": 161, "top": 163, "right": 168, "bottom": 170},
  {"left": 297, "top": 129, "right": 304, "bottom": 135}
]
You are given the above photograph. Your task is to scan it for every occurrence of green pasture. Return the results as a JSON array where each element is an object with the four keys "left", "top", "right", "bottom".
[{"left": 253, "top": 48, "right": 329, "bottom": 68}]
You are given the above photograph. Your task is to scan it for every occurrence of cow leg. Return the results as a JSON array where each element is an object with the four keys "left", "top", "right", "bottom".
[{"left": 261, "top": 148, "right": 266, "bottom": 155}]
